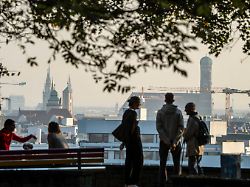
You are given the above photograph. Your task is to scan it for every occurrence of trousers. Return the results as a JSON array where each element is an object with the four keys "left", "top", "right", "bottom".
[
  {"left": 159, "top": 141, "right": 182, "bottom": 187},
  {"left": 125, "top": 139, "right": 143, "bottom": 185},
  {"left": 188, "top": 155, "right": 203, "bottom": 175}
]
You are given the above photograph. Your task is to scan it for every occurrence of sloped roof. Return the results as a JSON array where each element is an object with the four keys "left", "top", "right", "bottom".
[
  {"left": 18, "top": 110, "right": 48, "bottom": 124},
  {"left": 47, "top": 108, "right": 73, "bottom": 118},
  {"left": 14, "top": 108, "right": 73, "bottom": 125}
]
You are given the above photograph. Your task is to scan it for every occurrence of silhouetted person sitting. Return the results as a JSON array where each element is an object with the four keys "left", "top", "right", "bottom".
[
  {"left": 0, "top": 119, "right": 37, "bottom": 150},
  {"left": 47, "top": 121, "right": 69, "bottom": 149}
]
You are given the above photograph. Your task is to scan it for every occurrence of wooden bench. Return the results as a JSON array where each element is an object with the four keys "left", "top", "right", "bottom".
[{"left": 0, "top": 148, "right": 104, "bottom": 170}]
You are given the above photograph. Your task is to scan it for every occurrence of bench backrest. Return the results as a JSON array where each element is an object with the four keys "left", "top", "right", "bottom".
[{"left": 0, "top": 148, "right": 104, "bottom": 170}]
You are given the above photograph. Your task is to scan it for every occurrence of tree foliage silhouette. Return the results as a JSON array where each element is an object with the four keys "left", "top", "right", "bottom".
[{"left": 0, "top": 0, "right": 249, "bottom": 92}]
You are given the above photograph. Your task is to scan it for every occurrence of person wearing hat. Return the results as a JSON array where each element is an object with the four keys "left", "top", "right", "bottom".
[
  {"left": 0, "top": 119, "right": 37, "bottom": 150},
  {"left": 156, "top": 93, "right": 184, "bottom": 186}
]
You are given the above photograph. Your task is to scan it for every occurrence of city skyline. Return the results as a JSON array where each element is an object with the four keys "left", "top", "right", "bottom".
[{"left": 0, "top": 39, "right": 249, "bottom": 111}]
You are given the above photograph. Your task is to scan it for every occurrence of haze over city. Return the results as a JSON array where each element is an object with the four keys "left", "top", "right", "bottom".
[{"left": 0, "top": 40, "right": 249, "bottom": 111}]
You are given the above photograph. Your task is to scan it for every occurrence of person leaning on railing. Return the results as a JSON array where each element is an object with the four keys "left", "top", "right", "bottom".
[{"left": 0, "top": 119, "right": 37, "bottom": 150}]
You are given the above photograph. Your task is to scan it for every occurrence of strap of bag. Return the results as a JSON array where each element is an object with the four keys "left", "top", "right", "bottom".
[{"left": 190, "top": 115, "right": 203, "bottom": 123}]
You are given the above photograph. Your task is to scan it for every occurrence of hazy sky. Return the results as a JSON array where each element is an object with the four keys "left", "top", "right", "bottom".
[{"left": 0, "top": 39, "right": 249, "bottom": 111}]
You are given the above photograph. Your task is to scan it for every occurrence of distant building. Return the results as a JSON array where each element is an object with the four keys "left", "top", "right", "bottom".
[
  {"left": 119, "top": 56, "right": 213, "bottom": 120},
  {"left": 62, "top": 77, "right": 73, "bottom": 114},
  {"left": 0, "top": 114, "right": 5, "bottom": 129},
  {"left": 200, "top": 56, "right": 212, "bottom": 93},
  {"left": 77, "top": 116, "right": 250, "bottom": 167},
  {"left": 210, "top": 120, "right": 227, "bottom": 144},
  {"left": 42, "top": 67, "right": 73, "bottom": 114},
  {"left": 42, "top": 67, "right": 51, "bottom": 110},
  {"left": 15, "top": 108, "right": 74, "bottom": 126},
  {"left": 9, "top": 95, "right": 25, "bottom": 111},
  {"left": 217, "top": 134, "right": 250, "bottom": 147},
  {"left": 46, "top": 83, "right": 62, "bottom": 111}
]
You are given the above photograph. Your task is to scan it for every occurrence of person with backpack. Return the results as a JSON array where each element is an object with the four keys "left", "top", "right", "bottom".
[
  {"left": 156, "top": 93, "right": 184, "bottom": 186},
  {"left": 183, "top": 102, "right": 205, "bottom": 175}
]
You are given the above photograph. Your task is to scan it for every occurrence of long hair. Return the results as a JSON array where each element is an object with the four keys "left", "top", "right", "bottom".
[{"left": 48, "top": 121, "right": 61, "bottom": 134}]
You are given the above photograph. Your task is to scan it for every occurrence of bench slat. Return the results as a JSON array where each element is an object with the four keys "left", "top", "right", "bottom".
[
  {"left": 0, "top": 148, "right": 104, "bottom": 155},
  {"left": 0, "top": 152, "right": 104, "bottom": 160},
  {"left": 0, "top": 158, "right": 104, "bottom": 167},
  {"left": 0, "top": 148, "right": 105, "bottom": 170}
]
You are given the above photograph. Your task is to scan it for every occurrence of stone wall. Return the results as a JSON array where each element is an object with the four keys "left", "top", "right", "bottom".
[{"left": 0, "top": 166, "right": 250, "bottom": 187}]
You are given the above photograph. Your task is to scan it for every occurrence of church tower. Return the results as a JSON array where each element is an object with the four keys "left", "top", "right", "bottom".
[
  {"left": 63, "top": 77, "right": 73, "bottom": 114},
  {"left": 46, "top": 81, "right": 62, "bottom": 111},
  {"left": 43, "top": 67, "right": 51, "bottom": 110}
]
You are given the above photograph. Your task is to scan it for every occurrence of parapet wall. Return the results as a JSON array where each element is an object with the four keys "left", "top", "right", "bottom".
[{"left": 0, "top": 166, "right": 250, "bottom": 187}]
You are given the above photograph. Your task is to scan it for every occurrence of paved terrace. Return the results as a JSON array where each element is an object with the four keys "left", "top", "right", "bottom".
[{"left": 0, "top": 165, "right": 250, "bottom": 187}]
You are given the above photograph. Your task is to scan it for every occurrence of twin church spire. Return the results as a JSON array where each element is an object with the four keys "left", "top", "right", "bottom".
[{"left": 42, "top": 67, "right": 73, "bottom": 114}]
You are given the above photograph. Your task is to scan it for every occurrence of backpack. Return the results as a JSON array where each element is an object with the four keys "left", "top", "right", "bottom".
[{"left": 192, "top": 116, "right": 210, "bottom": 146}]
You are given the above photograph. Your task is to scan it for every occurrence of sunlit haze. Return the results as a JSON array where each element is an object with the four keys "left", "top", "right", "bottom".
[{"left": 0, "top": 39, "right": 249, "bottom": 112}]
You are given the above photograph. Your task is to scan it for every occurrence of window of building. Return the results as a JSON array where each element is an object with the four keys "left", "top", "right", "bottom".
[
  {"left": 143, "top": 151, "right": 154, "bottom": 160},
  {"left": 155, "top": 151, "right": 160, "bottom": 160},
  {"left": 104, "top": 151, "right": 108, "bottom": 159},
  {"left": 141, "top": 134, "right": 154, "bottom": 143},
  {"left": 89, "top": 133, "right": 109, "bottom": 143},
  {"left": 114, "top": 151, "right": 125, "bottom": 159},
  {"left": 156, "top": 134, "right": 160, "bottom": 143}
]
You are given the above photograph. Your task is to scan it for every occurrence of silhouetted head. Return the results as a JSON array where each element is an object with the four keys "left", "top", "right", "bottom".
[
  {"left": 48, "top": 121, "right": 61, "bottom": 134},
  {"left": 165, "top": 93, "right": 174, "bottom": 104},
  {"left": 128, "top": 96, "right": 141, "bottom": 109},
  {"left": 4, "top": 119, "right": 16, "bottom": 132},
  {"left": 185, "top": 102, "right": 196, "bottom": 115}
]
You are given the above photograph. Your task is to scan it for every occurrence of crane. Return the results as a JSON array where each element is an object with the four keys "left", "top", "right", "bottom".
[
  {"left": 211, "top": 88, "right": 250, "bottom": 124},
  {"left": 147, "top": 86, "right": 250, "bottom": 124}
]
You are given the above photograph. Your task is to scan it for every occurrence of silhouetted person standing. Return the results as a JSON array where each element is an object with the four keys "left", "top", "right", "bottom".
[
  {"left": 122, "top": 96, "right": 143, "bottom": 187},
  {"left": 0, "top": 119, "right": 37, "bottom": 150},
  {"left": 184, "top": 102, "right": 204, "bottom": 175},
  {"left": 156, "top": 93, "right": 184, "bottom": 187}
]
